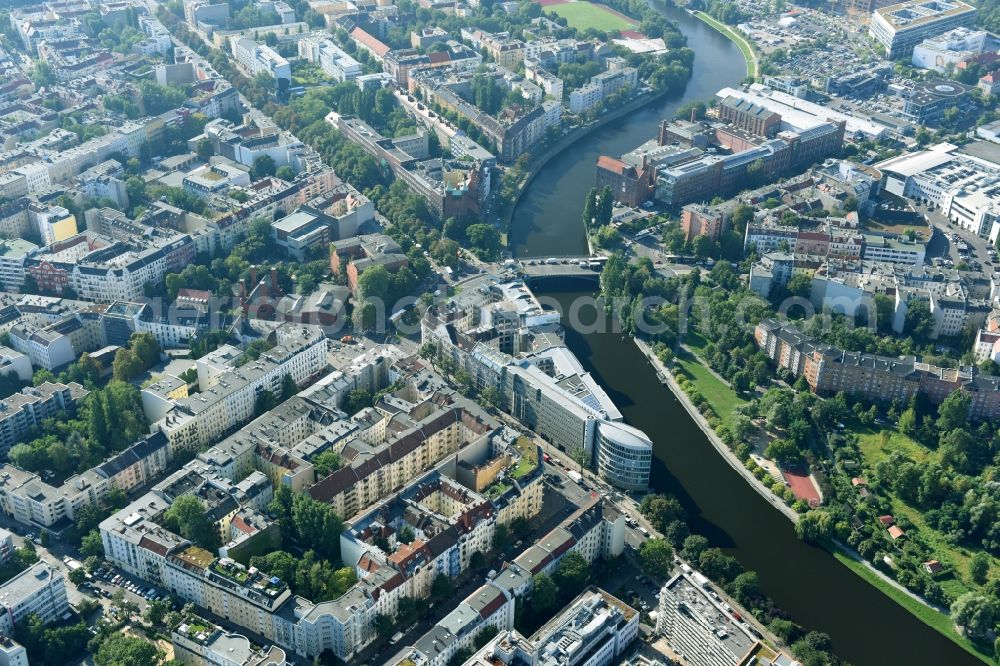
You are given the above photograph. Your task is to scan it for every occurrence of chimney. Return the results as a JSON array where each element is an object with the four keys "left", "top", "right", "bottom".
[
  {"left": 250, "top": 265, "right": 257, "bottom": 285},
  {"left": 239, "top": 279, "right": 247, "bottom": 300},
  {"left": 690, "top": 107, "right": 697, "bottom": 123},
  {"left": 271, "top": 266, "right": 278, "bottom": 291}
]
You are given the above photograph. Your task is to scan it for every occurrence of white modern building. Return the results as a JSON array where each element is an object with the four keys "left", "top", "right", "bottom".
[
  {"left": 0, "top": 562, "right": 69, "bottom": 634},
  {"left": 876, "top": 143, "right": 1000, "bottom": 237},
  {"left": 870, "top": 0, "right": 977, "bottom": 59},
  {"left": 911, "top": 27, "right": 988, "bottom": 71},
  {"left": 230, "top": 37, "right": 291, "bottom": 83},
  {"left": 298, "top": 35, "right": 362, "bottom": 82}
]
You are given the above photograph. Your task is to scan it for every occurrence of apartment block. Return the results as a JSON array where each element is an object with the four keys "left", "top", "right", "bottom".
[
  {"left": 0, "top": 382, "right": 88, "bottom": 458},
  {"left": 143, "top": 326, "right": 329, "bottom": 454},
  {"left": 171, "top": 616, "right": 289, "bottom": 666},
  {"left": 0, "top": 562, "right": 69, "bottom": 634},
  {"left": 230, "top": 37, "right": 291, "bottom": 83},
  {"left": 756, "top": 318, "right": 1000, "bottom": 420}
]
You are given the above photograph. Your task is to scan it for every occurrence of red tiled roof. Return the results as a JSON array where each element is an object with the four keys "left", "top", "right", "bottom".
[
  {"left": 351, "top": 27, "right": 391, "bottom": 58},
  {"left": 596, "top": 155, "right": 628, "bottom": 175}
]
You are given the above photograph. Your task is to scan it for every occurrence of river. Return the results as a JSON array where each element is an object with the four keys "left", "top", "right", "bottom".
[
  {"left": 509, "top": 1, "right": 746, "bottom": 258},
  {"left": 510, "top": 4, "right": 982, "bottom": 665}
]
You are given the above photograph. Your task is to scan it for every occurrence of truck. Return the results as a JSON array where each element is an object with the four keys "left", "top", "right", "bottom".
[{"left": 567, "top": 470, "right": 584, "bottom": 485}]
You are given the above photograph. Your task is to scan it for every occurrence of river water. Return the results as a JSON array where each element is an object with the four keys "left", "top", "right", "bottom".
[
  {"left": 511, "top": 4, "right": 982, "bottom": 664},
  {"left": 509, "top": 1, "right": 746, "bottom": 258}
]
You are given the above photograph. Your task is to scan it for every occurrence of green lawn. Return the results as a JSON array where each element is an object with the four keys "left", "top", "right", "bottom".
[
  {"left": 831, "top": 549, "right": 993, "bottom": 664},
  {"left": 673, "top": 352, "right": 747, "bottom": 425},
  {"left": 545, "top": 2, "right": 637, "bottom": 33},
  {"left": 692, "top": 11, "right": 757, "bottom": 79},
  {"left": 855, "top": 425, "right": 932, "bottom": 465}
]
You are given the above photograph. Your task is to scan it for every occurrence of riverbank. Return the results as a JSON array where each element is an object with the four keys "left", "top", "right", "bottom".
[
  {"left": 690, "top": 10, "right": 758, "bottom": 79},
  {"left": 634, "top": 338, "right": 798, "bottom": 522},
  {"left": 636, "top": 339, "right": 993, "bottom": 664},
  {"left": 502, "top": 85, "right": 671, "bottom": 251}
]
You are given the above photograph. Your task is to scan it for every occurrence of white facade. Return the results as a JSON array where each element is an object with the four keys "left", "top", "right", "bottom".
[
  {"left": 911, "top": 27, "right": 987, "bottom": 71},
  {"left": 870, "top": 0, "right": 977, "bottom": 58},
  {"left": 230, "top": 37, "right": 291, "bottom": 82},
  {"left": 298, "top": 36, "right": 362, "bottom": 82},
  {"left": 0, "top": 562, "right": 69, "bottom": 634}
]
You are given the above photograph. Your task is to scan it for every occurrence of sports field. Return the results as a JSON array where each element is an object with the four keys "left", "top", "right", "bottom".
[{"left": 543, "top": 1, "right": 638, "bottom": 33}]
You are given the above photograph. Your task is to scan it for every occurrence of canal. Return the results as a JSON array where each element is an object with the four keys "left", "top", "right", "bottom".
[
  {"left": 509, "top": 1, "right": 747, "bottom": 258},
  {"left": 509, "top": 4, "right": 982, "bottom": 664}
]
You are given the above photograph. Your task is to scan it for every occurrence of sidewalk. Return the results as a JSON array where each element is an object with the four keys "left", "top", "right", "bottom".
[{"left": 636, "top": 338, "right": 799, "bottom": 523}]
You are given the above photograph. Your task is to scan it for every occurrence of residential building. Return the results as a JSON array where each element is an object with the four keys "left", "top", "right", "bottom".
[
  {"left": 0, "top": 562, "right": 69, "bottom": 634},
  {"left": 328, "top": 113, "right": 490, "bottom": 219},
  {"left": 329, "top": 232, "right": 409, "bottom": 294},
  {"left": 230, "top": 37, "right": 291, "bottom": 84},
  {"left": 528, "top": 587, "right": 639, "bottom": 666},
  {"left": 172, "top": 617, "right": 289, "bottom": 666},
  {"left": 594, "top": 156, "right": 653, "bottom": 208},
  {"left": 0, "top": 382, "right": 88, "bottom": 458},
  {"left": 298, "top": 35, "right": 362, "bottom": 82},
  {"left": 681, "top": 204, "right": 729, "bottom": 242},
  {"left": 657, "top": 570, "right": 760, "bottom": 666},
  {"left": 0, "top": 637, "right": 27, "bottom": 666},
  {"left": 755, "top": 318, "right": 1000, "bottom": 420},
  {"left": 143, "top": 326, "right": 328, "bottom": 453}
]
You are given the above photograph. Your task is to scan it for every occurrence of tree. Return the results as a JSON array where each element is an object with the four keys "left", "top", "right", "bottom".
[
  {"left": 765, "top": 438, "right": 801, "bottom": 464},
  {"left": 375, "top": 613, "right": 394, "bottom": 642},
  {"left": 726, "top": 571, "right": 761, "bottom": 606},
  {"left": 94, "top": 634, "right": 164, "bottom": 666},
  {"left": 398, "top": 525, "right": 415, "bottom": 544},
  {"left": 597, "top": 186, "right": 614, "bottom": 227},
  {"left": 950, "top": 592, "right": 996, "bottom": 638},
  {"left": 342, "top": 388, "right": 373, "bottom": 415},
  {"left": 163, "top": 495, "right": 218, "bottom": 550},
  {"left": 80, "top": 529, "right": 105, "bottom": 558},
  {"left": 937, "top": 391, "right": 971, "bottom": 433},
  {"left": 794, "top": 509, "right": 836, "bottom": 544},
  {"left": 530, "top": 573, "right": 557, "bottom": 612},
  {"left": 904, "top": 298, "right": 935, "bottom": 342},
  {"left": 582, "top": 188, "right": 598, "bottom": 227},
  {"left": 431, "top": 574, "right": 454, "bottom": 600},
  {"left": 312, "top": 450, "right": 342, "bottom": 477},
  {"left": 639, "top": 538, "right": 673, "bottom": 578},
  {"left": 640, "top": 494, "right": 687, "bottom": 533},
  {"left": 681, "top": 534, "right": 709, "bottom": 560},
  {"left": 969, "top": 552, "right": 990, "bottom": 585},
  {"left": 144, "top": 599, "right": 170, "bottom": 627},
  {"left": 129, "top": 332, "right": 161, "bottom": 369},
  {"left": 251, "top": 154, "right": 277, "bottom": 179},
  {"left": 786, "top": 273, "right": 812, "bottom": 298},
  {"left": 68, "top": 567, "right": 88, "bottom": 585},
  {"left": 254, "top": 389, "right": 277, "bottom": 416},
  {"left": 466, "top": 224, "right": 501, "bottom": 260},
  {"left": 280, "top": 373, "right": 298, "bottom": 401},
  {"left": 196, "top": 137, "right": 214, "bottom": 160},
  {"left": 552, "top": 551, "right": 589, "bottom": 595},
  {"left": 112, "top": 348, "right": 143, "bottom": 382},
  {"left": 290, "top": 493, "right": 342, "bottom": 560},
  {"left": 692, "top": 234, "right": 717, "bottom": 260},
  {"left": 276, "top": 165, "right": 295, "bottom": 181}
]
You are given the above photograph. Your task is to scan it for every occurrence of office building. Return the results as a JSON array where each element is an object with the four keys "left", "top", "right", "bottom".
[{"left": 870, "top": 0, "right": 977, "bottom": 59}]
